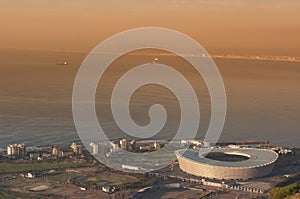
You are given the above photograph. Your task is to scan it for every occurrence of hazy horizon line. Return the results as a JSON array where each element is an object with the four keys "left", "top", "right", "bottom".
[{"left": 1, "top": 46, "right": 299, "bottom": 63}]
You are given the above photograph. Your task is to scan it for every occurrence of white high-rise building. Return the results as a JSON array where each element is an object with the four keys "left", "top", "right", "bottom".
[
  {"left": 120, "top": 139, "right": 127, "bottom": 150},
  {"left": 52, "top": 145, "right": 60, "bottom": 156},
  {"left": 70, "top": 142, "right": 82, "bottom": 155},
  {"left": 7, "top": 144, "right": 26, "bottom": 158},
  {"left": 90, "top": 142, "right": 99, "bottom": 154}
]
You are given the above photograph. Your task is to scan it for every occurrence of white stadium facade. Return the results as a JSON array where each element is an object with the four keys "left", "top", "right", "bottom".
[{"left": 175, "top": 148, "right": 278, "bottom": 180}]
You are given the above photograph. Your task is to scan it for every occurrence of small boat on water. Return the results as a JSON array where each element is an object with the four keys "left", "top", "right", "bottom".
[{"left": 56, "top": 61, "right": 68, "bottom": 65}]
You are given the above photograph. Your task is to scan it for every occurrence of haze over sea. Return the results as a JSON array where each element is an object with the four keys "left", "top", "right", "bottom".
[{"left": 0, "top": 49, "right": 299, "bottom": 149}]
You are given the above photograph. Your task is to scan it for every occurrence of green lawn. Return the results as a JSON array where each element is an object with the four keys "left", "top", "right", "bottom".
[
  {"left": 75, "top": 173, "right": 138, "bottom": 187},
  {"left": 45, "top": 171, "right": 78, "bottom": 182},
  {"left": 0, "top": 161, "right": 85, "bottom": 174},
  {"left": 0, "top": 191, "right": 18, "bottom": 199},
  {"left": 94, "top": 175, "right": 133, "bottom": 186}
]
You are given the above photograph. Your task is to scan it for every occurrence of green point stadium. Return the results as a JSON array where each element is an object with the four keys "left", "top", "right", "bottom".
[{"left": 175, "top": 148, "right": 278, "bottom": 180}]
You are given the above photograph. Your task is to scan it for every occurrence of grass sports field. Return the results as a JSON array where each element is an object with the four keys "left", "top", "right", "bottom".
[{"left": 0, "top": 161, "right": 84, "bottom": 174}]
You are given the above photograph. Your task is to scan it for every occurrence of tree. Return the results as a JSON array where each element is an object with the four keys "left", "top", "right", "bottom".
[{"left": 269, "top": 183, "right": 299, "bottom": 199}]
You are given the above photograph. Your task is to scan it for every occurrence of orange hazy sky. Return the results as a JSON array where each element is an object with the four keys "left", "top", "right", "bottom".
[{"left": 1, "top": 0, "right": 300, "bottom": 55}]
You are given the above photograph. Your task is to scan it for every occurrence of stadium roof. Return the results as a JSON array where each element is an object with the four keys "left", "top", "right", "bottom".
[{"left": 176, "top": 148, "right": 278, "bottom": 168}]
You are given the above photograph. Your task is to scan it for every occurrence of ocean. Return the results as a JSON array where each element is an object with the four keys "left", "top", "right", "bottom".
[{"left": 0, "top": 49, "right": 299, "bottom": 148}]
